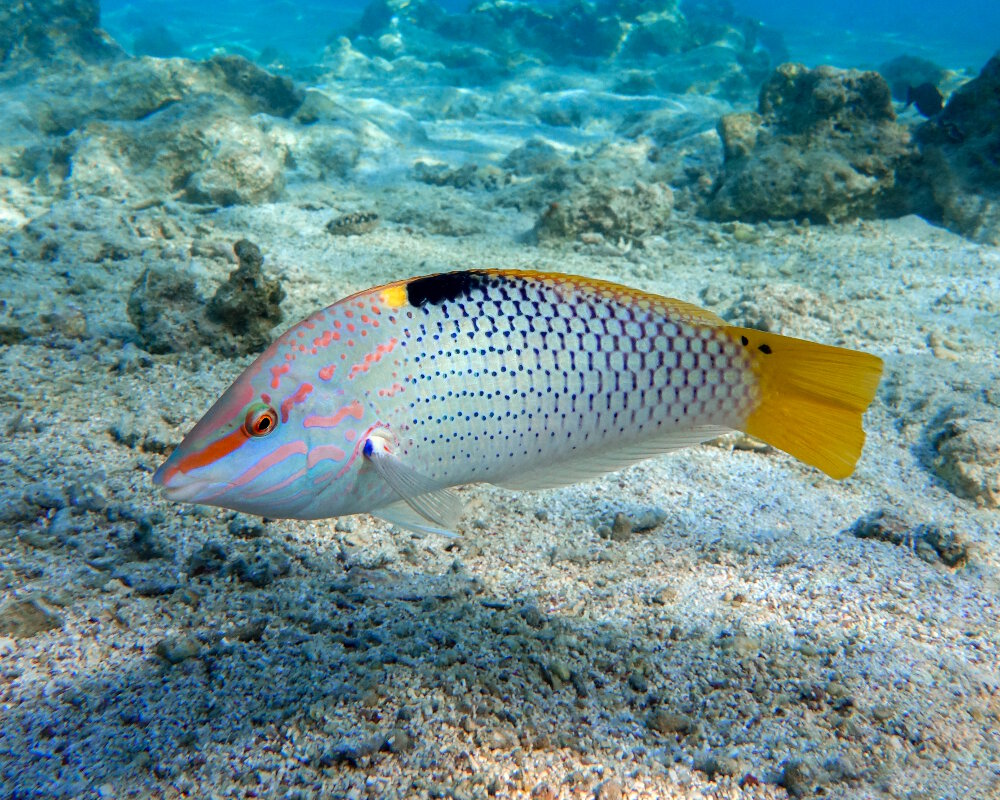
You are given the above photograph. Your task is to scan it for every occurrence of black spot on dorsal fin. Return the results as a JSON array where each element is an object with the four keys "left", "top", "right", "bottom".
[{"left": 406, "top": 270, "right": 489, "bottom": 307}]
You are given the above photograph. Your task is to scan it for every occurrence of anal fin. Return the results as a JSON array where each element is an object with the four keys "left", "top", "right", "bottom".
[{"left": 492, "top": 425, "right": 731, "bottom": 490}]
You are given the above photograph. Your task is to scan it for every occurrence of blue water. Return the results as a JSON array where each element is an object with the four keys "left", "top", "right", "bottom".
[
  {"left": 100, "top": 0, "right": 998, "bottom": 73},
  {"left": 733, "top": 0, "right": 1000, "bottom": 71}
]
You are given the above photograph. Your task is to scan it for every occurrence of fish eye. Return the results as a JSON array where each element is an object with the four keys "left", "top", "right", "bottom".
[{"left": 243, "top": 404, "right": 278, "bottom": 437}]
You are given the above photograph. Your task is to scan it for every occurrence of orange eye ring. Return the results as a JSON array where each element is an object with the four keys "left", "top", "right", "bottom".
[{"left": 244, "top": 404, "right": 278, "bottom": 437}]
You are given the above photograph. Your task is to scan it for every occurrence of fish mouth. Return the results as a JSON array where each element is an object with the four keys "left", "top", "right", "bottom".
[
  {"left": 153, "top": 458, "right": 308, "bottom": 516},
  {"left": 153, "top": 458, "right": 231, "bottom": 504},
  {"left": 153, "top": 449, "right": 315, "bottom": 517},
  {"left": 152, "top": 459, "right": 172, "bottom": 488},
  {"left": 159, "top": 479, "right": 231, "bottom": 504}
]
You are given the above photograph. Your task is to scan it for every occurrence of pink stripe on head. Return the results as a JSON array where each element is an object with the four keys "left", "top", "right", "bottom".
[
  {"left": 307, "top": 444, "right": 347, "bottom": 468},
  {"left": 303, "top": 400, "right": 363, "bottom": 429},
  {"left": 280, "top": 382, "right": 313, "bottom": 423},
  {"left": 245, "top": 467, "right": 307, "bottom": 498},
  {"left": 230, "top": 441, "right": 307, "bottom": 487}
]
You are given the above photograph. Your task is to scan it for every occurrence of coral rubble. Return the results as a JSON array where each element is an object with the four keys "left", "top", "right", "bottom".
[{"left": 128, "top": 240, "right": 285, "bottom": 357}]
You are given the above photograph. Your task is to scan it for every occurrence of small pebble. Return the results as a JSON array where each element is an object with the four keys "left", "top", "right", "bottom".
[
  {"left": 531, "top": 782, "right": 556, "bottom": 800},
  {"left": 384, "top": 728, "right": 412, "bottom": 753},
  {"left": 549, "top": 659, "right": 571, "bottom": 683},
  {"left": 326, "top": 211, "right": 379, "bottom": 236},
  {"left": 229, "top": 516, "right": 266, "bottom": 539},
  {"left": 780, "top": 758, "right": 825, "bottom": 798},
  {"left": 68, "top": 479, "right": 108, "bottom": 513},
  {"left": 645, "top": 709, "right": 692, "bottom": 735},
  {"left": 44, "top": 306, "right": 88, "bottom": 339},
  {"left": 23, "top": 482, "right": 67, "bottom": 510},
  {"left": 610, "top": 512, "right": 633, "bottom": 541},
  {"left": 154, "top": 635, "right": 199, "bottom": 664},
  {"left": 596, "top": 507, "right": 666, "bottom": 541},
  {"left": 593, "top": 777, "right": 623, "bottom": 800},
  {"left": 130, "top": 517, "right": 170, "bottom": 560},
  {"left": 697, "top": 753, "right": 740, "bottom": 778},
  {"left": 187, "top": 541, "right": 229, "bottom": 576},
  {"left": 0, "top": 597, "right": 65, "bottom": 639}
]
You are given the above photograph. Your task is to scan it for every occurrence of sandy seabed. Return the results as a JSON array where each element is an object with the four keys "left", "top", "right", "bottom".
[{"left": 2, "top": 191, "right": 998, "bottom": 799}]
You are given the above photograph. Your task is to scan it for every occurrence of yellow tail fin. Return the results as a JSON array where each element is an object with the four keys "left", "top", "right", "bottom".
[{"left": 727, "top": 327, "right": 884, "bottom": 480}]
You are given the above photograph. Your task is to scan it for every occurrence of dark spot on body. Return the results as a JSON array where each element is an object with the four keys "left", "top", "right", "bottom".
[
  {"left": 406, "top": 270, "right": 490, "bottom": 307},
  {"left": 758, "top": 343, "right": 772, "bottom": 354},
  {"left": 740, "top": 335, "right": 749, "bottom": 346}
]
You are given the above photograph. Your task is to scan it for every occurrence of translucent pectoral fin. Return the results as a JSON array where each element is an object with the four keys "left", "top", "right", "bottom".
[
  {"left": 373, "top": 501, "right": 460, "bottom": 539},
  {"left": 363, "top": 435, "right": 464, "bottom": 533}
]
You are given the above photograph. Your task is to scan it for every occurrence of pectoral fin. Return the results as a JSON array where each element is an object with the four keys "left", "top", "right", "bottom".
[
  {"left": 373, "top": 501, "right": 460, "bottom": 538},
  {"left": 363, "top": 435, "right": 464, "bottom": 533}
]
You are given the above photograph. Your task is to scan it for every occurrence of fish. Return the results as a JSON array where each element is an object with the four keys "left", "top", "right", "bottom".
[
  {"left": 153, "top": 270, "right": 884, "bottom": 534},
  {"left": 904, "top": 82, "right": 944, "bottom": 117}
]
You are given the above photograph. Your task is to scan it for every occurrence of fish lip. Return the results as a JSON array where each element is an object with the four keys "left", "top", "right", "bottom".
[
  {"left": 153, "top": 457, "right": 231, "bottom": 504},
  {"left": 152, "top": 460, "right": 171, "bottom": 487},
  {"left": 158, "top": 477, "right": 231, "bottom": 504},
  {"left": 159, "top": 475, "right": 310, "bottom": 518},
  {"left": 153, "top": 457, "right": 311, "bottom": 515}
]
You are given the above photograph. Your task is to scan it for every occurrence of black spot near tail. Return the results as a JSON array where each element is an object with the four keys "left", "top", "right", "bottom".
[{"left": 406, "top": 270, "right": 490, "bottom": 307}]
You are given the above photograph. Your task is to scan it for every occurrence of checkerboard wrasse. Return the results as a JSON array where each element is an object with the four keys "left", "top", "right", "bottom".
[{"left": 154, "top": 270, "right": 883, "bottom": 534}]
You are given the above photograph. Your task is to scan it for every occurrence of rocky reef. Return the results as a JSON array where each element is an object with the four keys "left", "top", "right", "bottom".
[
  {"left": 0, "top": 2, "right": 312, "bottom": 232},
  {"left": 705, "top": 53, "right": 1000, "bottom": 242},
  {"left": 928, "top": 413, "right": 1000, "bottom": 508},
  {"left": 3, "top": 54, "right": 302, "bottom": 210},
  {"left": 0, "top": 0, "right": 123, "bottom": 75},
  {"left": 707, "top": 63, "right": 916, "bottom": 223},
  {"left": 911, "top": 52, "right": 1000, "bottom": 244}
]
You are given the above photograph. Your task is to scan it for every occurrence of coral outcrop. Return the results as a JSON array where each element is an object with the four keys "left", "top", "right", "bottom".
[
  {"left": 207, "top": 240, "right": 285, "bottom": 354},
  {"left": 0, "top": 0, "right": 122, "bottom": 76},
  {"left": 912, "top": 52, "right": 1000, "bottom": 244},
  {"left": 928, "top": 412, "right": 1000, "bottom": 508},
  {"left": 1, "top": 55, "right": 302, "bottom": 208},
  {"left": 708, "top": 63, "right": 916, "bottom": 223},
  {"left": 534, "top": 181, "right": 673, "bottom": 244}
]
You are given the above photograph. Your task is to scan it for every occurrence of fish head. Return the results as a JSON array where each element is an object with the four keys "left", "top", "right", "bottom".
[{"left": 153, "top": 317, "right": 376, "bottom": 519}]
